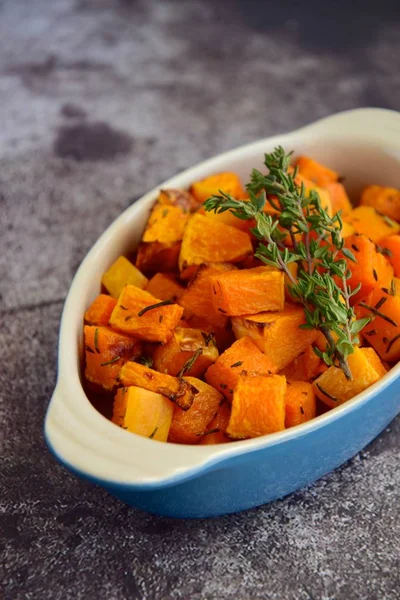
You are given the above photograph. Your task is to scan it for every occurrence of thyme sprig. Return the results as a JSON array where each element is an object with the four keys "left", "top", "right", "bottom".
[{"left": 204, "top": 146, "right": 370, "bottom": 379}]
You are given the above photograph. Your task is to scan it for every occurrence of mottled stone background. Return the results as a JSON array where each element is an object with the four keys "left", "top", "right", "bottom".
[{"left": 1, "top": 1, "right": 399, "bottom": 599}]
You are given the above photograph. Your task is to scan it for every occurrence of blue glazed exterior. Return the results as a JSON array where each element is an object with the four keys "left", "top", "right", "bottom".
[{"left": 47, "top": 374, "right": 400, "bottom": 518}]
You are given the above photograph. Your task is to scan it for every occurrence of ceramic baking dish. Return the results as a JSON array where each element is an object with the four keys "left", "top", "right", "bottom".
[{"left": 45, "top": 108, "right": 400, "bottom": 518}]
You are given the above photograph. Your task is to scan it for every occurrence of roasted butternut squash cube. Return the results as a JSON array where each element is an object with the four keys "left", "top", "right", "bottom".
[
  {"left": 190, "top": 172, "right": 246, "bottom": 204},
  {"left": 313, "top": 347, "right": 381, "bottom": 407},
  {"left": 341, "top": 221, "right": 355, "bottom": 238},
  {"left": 200, "top": 401, "right": 231, "bottom": 445},
  {"left": 179, "top": 263, "right": 234, "bottom": 329},
  {"left": 84, "top": 294, "right": 117, "bottom": 326},
  {"left": 232, "top": 305, "right": 317, "bottom": 370},
  {"left": 344, "top": 206, "right": 400, "bottom": 243},
  {"left": 145, "top": 273, "right": 184, "bottom": 302},
  {"left": 153, "top": 327, "right": 219, "bottom": 377},
  {"left": 359, "top": 347, "right": 387, "bottom": 378},
  {"left": 112, "top": 386, "right": 173, "bottom": 442},
  {"left": 211, "top": 266, "right": 284, "bottom": 316},
  {"left": 360, "top": 185, "right": 400, "bottom": 223},
  {"left": 295, "top": 156, "right": 339, "bottom": 186},
  {"left": 280, "top": 346, "right": 323, "bottom": 382},
  {"left": 324, "top": 181, "right": 352, "bottom": 216},
  {"left": 158, "top": 188, "right": 199, "bottom": 212},
  {"left": 356, "top": 287, "right": 400, "bottom": 362},
  {"left": 380, "top": 235, "right": 400, "bottom": 277},
  {"left": 226, "top": 374, "right": 286, "bottom": 439},
  {"left": 109, "top": 285, "right": 183, "bottom": 343},
  {"left": 84, "top": 326, "right": 143, "bottom": 391},
  {"left": 205, "top": 336, "right": 278, "bottom": 401},
  {"left": 179, "top": 213, "right": 252, "bottom": 271},
  {"left": 102, "top": 256, "right": 148, "bottom": 298},
  {"left": 136, "top": 241, "right": 181, "bottom": 273},
  {"left": 168, "top": 377, "right": 223, "bottom": 444},
  {"left": 119, "top": 361, "right": 198, "bottom": 410},
  {"left": 142, "top": 204, "right": 189, "bottom": 244},
  {"left": 181, "top": 315, "right": 235, "bottom": 352},
  {"left": 339, "top": 234, "right": 394, "bottom": 305},
  {"left": 285, "top": 381, "right": 316, "bottom": 428}
]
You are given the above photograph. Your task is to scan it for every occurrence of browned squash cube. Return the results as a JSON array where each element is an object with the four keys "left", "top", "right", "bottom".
[
  {"left": 84, "top": 326, "right": 143, "bottom": 391},
  {"left": 153, "top": 327, "right": 219, "bottom": 377},
  {"left": 232, "top": 305, "right": 317, "bottom": 370},
  {"left": 118, "top": 361, "right": 198, "bottom": 410},
  {"left": 179, "top": 263, "right": 235, "bottom": 329},
  {"left": 168, "top": 377, "right": 223, "bottom": 444}
]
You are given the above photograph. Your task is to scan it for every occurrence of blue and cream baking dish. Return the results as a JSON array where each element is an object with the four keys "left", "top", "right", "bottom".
[{"left": 45, "top": 108, "right": 400, "bottom": 518}]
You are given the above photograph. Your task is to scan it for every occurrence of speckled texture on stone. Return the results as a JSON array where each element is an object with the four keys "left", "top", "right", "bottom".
[{"left": 1, "top": 1, "right": 399, "bottom": 599}]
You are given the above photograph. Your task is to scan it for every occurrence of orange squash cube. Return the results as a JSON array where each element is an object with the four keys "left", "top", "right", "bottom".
[
  {"left": 313, "top": 347, "right": 381, "bottom": 407},
  {"left": 190, "top": 172, "right": 246, "bottom": 204},
  {"left": 356, "top": 287, "right": 400, "bottom": 362},
  {"left": 119, "top": 361, "right": 198, "bottom": 411},
  {"left": 181, "top": 314, "right": 235, "bottom": 352},
  {"left": 339, "top": 234, "right": 394, "bottom": 305},
  {"left": 360, "top": 185, "right": 400, "bottom": 223},
  {"left": 205, "top": 336, "right": 278, "bottom": 401},
  {"left": 200, "top": 401, "right": 232, "bottom": 445},
  {"left": 211, "top": 267, "right": 285, "bottom": 316},
  {"left": 84, "top": 326, "right": 143, "bottom": 391},
  {"left": 295, "top": 156, "right": 339, "bottom": 186},
  {"left": 359, "top": 347, "right": 387, "bottom": 378},
  {"left": 380, "top": 235, "right": 400, "bottom": 277},
  {"left": 112, "top": 386, "right": 173, "bottom": 442},
  {"left": 179, "top": 213, "right": 252, "bottom": 271},
  {"left": 153, "top": 327, "right": 219, "bottom": 377},
  {"left": 84, "top": 294, "right": 117, "bottom": 326},
  {"left": 232, "top": 305, "right": 317, "bottom": 370},
  {"left": 136, "top": 241, "right": 181, "bottom": 273},
  {"left": 280, "top": 345, "right": 323, "bottom": 382},
  {"left": 226, "top": 374, "right": 287, "bottom": 439},
  {"left": 168, "top": 377, "right": 223, "bottom": 444},
  {"left": 179, "top": 263, "right": 234, "bottom": 329},
  {"left": 145, "top": 273, "right": 184, "bottom": 302},
  {"left": 102, "top": 256, "right": 148, "bottom": 298},
  {"left": 344, "top": 206, "right": 399, "bottom": 243},
  {"left": 109, "top": 285, "right": 183, "bottom": 343},
  {"left": 323, "top": 181, "right": 352, "bottom": 216},
  {"left": 158, "top": 188, "right": 199, "bottom": 212},
  {"left": 142, "top": 203, "right": 189, "bottom": 244},
  {"left": 285, "top": 381, "right": 316, "bottom": 428}
]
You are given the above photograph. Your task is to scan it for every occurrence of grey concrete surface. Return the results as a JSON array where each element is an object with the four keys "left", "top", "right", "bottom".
[{"left": 1, "top": 1, "right": 399, "bottom": 599}]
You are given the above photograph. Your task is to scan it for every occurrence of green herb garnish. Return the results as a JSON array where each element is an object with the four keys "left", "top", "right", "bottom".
[
  {"left": 204, "top": 146, "right": 370, "bottom": 380},
  {"left": 196, "top": 428, "right": 220, "bottom": 437},
  {"left": 100, "top": 356, "right": 121, "bottom": 367},
  {"left": 359, "top": 302, "right": 398, "bottom": 327},
  {"left": 94, "top": 328, "right": 100, "bottom": 353},
  {"left": 137, "top": 355, "right": 154, "bottom": 368},
  {"left": 137, "top": 300, "right": 174, "bottom": 317},
  {"left": 177, "top": 348, "right": 203, "bottom": 377}
]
